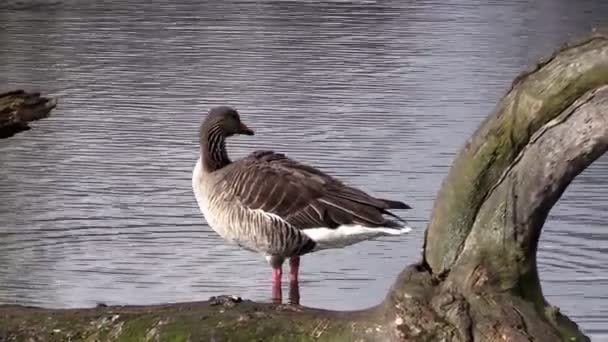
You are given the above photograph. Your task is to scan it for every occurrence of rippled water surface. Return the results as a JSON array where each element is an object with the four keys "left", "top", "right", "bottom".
[{"left": 1, "top": 0, "right": 607, "bottom": 338}]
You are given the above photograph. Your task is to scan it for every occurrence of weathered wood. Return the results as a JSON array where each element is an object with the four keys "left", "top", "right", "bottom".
[
  {"left": 0, "top": 90, "right": 57, "bottom": 139},
  {"left": 1, "top": 30, "right": 607, "bottom": 342},
  {"left": 424, "top": 31, "right": 608, "bottom": 274}
]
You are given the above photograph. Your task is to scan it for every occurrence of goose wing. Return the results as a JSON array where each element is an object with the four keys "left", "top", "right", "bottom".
[{"left": 219, "top": 150, "right": 410, "bottom": 230}]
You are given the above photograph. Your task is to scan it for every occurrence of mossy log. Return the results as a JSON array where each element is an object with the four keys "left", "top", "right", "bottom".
[
  {"left": 1, "top": 31, "right": 607, "bottom": 342},
  {"left": 0, "top": 90, "right": 57, "bottom": 139}
]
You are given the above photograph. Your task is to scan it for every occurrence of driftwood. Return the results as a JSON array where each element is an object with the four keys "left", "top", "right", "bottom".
[
  {"left": 1, "top": 31, "right": 607, "bottom": 341},
  {"left": 0, "top": 90, "right": 57, "bottom": 139}
]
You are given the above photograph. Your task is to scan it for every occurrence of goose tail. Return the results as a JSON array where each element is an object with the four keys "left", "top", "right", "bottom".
[
  {"left": 378, "top": 198, "right": 412, "bottom": 210},
  {"left": 380, "top": 219, "right": 413, "bottom": 234}
]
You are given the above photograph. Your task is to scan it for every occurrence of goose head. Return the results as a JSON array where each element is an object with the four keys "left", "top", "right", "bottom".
[{"left": 203, "top": 106, "right": 254, "bottom": 137}]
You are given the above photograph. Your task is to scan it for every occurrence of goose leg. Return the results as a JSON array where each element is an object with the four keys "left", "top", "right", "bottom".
[
  {"left": 266, "top": 255, "right": 285, "bottom": 303},
  {"left": 288, "top": 256, "right": 300, "bottom": 305},
  {"left": 271, "top": 266, "right": 282, "bottom": 303},
  {"left": 289, "top": 256, "right": 300, "bottom": 283}
]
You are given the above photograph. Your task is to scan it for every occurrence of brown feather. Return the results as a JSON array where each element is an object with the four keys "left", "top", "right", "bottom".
[{"left": 219, "top": 150, "right": 408, "bottom": 230}]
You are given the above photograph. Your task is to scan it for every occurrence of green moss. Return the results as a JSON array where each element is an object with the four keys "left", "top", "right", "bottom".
[
  {"left": 158, "top": 321, "right": 190, "bottom": 342},
  {"left": 160, "top": 331, "right": 189, "bottom": 342},
  {"left": 117, "top": 315, "right": 158, "bottom": 342}
]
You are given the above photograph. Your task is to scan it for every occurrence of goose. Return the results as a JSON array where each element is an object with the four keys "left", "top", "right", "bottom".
[{"left": 192, "top": 106, "right": 412, "bottom": 301}]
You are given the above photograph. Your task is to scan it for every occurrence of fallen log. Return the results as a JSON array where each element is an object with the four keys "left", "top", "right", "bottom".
[
  {"left": 0, "top": 90, "right": 57, "bottom": 139},
  {"left": 1, "top": 30, "right": 607, "bottom": 341}
]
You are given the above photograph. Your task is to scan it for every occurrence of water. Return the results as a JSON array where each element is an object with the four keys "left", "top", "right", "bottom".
[{"left": 0, "top": 0, "right": 607, "bottom": 338}]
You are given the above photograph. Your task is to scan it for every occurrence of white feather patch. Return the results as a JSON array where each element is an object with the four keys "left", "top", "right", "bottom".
[
  {"left": 249, "top": 208, "right": 412, "bottom": 250},
  {"left": 303, "top": 224, "right": 412, "bottom": 250}
]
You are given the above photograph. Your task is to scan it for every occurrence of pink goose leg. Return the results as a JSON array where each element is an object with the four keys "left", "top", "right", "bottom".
[
  {"left": 288, "top": 256, "right": 301, "bottom": 305},
  {"left": 271, "top": 266, "right": 282, "bottom": 303},
  {"left": 289, "top": 256, "right": 300, "bottom": 283}
]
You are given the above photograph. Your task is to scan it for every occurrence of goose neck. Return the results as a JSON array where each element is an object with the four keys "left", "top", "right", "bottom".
[{"left": 201, "top": 123, "right": 230, "bottom": 172}]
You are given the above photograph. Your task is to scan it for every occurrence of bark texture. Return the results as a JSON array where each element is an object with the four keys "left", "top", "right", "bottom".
[
  {"left": 0, "top": 90, "right": 57, "bottom": 139},
  {"left": 1, "top": 31, "right": 607, "bottom": 341}
]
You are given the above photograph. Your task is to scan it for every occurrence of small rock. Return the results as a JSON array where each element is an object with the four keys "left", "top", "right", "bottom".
[
  {"left": 237, "top": 314, "right": 251, "bottom": 322},
  {"left": 275, "top": 303, "right": 303, "bottom": 312},
  {"left": 146, "top": 327, "right": 158, "bottom": 341},
  {"left": 209, "top": 295, "right": 242, "bottom": 307},
  {"left": 253, "top": 311, "right": 267, "bottom": 318}
]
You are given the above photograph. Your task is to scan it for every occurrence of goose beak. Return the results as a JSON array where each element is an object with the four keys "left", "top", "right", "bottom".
[{"left": 239, "top": 122, "right": 254, "bottom": 136}]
